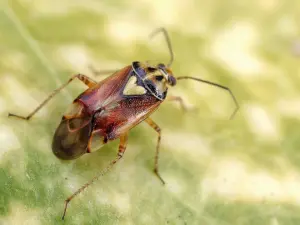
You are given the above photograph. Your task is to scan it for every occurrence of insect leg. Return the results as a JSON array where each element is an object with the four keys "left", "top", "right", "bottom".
[
  {"left": 8, "top": 74, "right": 97, "bottom": 120},
  {"left": 62, "top": 132, "right": 129, "bottom": 220},
  {"left": 145, "top": 117, "right": 165, "bottom": 185},
  {"left": 167, "top": 95, "right": 189, "bottom": 112},
  {"left": 88, "top": 65, "right": 118, "bottom": 77}
]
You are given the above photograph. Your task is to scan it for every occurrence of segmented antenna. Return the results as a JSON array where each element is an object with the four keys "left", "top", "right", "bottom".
[
  {"left": 177, "top": 76, "right": 239, "bottom": 119},
  {"left": 149, "top": 27, "right": 174, "bottom": 67}
]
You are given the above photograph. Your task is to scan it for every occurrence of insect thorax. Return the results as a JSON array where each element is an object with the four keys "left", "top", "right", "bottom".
[{"left": 126, "top": 61, "right": 169, "bottom": 101}]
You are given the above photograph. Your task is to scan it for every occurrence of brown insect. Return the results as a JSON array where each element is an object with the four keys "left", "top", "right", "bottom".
[{"left": 8, "top": 28, "right": 239, "bottom": 220}]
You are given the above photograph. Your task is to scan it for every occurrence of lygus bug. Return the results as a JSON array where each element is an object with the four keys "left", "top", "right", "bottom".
[{"left": 8, "top": 28, "right": 239, "bottom": 220}]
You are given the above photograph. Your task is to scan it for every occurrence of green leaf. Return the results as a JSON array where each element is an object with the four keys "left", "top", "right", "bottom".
[{"left": 1, "top": 1, "right": 300, "bottom": 225}]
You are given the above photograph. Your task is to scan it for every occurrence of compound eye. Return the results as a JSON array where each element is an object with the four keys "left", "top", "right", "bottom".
[
  {"left": 132, "top": 61, "right": 147, "bottom": 78},
  {"left": 168, "top": 75, "right": 177, "bottom": 86},
  {"left": 155, "top": 75, "right": 164, "bottom": 81},
  {"left": 147, "top": 67, "right": 157, "bottom": 72},
  {"left": 158, "top": 63, "right": 165, "bottom": 69}
]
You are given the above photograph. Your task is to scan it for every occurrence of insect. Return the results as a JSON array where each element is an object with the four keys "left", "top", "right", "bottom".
[{"left": 8, "top": 28, "right": 239, "bottom": 220}]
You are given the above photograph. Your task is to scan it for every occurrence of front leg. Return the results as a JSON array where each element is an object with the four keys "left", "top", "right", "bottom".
[
  {"left": 88, "top": 65, "right": 118, "bottom": 77},
  {"left": 167, "top": 95, "right": 197, "bottom": 113}
]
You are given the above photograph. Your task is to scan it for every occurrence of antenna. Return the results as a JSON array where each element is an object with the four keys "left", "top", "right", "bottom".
[
  {"left": 177, "top": 76, "right": 239, "bottom": 119},
  {"left": 149, "top": 27, "right": 174, "bottom": 67}
]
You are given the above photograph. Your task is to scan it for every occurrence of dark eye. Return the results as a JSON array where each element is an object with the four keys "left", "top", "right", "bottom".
[
  {"left": 158, "top": 63, "right": 165, "bottom": 69},
  {"left": 148, "top": 67, "right": 157, "bottom": 72},
  {"left": 168, "top": 75, "right": 177, "bottom": 86},
  {"left": 155, "top": 75, "right": 164, "bottom": 81}
]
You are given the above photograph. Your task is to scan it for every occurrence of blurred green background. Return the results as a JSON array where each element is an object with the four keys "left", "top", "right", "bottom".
[{"left": 1, "top": 0, "right": 300, "bottom": 224}]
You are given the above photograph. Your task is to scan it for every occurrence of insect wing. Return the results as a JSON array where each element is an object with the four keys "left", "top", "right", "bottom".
[
  {"left": 99, "top": 95, "right": 161, "bottom": 139},
  {"left": 52, "top": 101, "right": 93, "bottom": 160},
  {"left": 77, "top": 66, "right": 132, "bottom": 113},
  {"left": 52, "top": 116, "right": 92, "bottom": 160}
]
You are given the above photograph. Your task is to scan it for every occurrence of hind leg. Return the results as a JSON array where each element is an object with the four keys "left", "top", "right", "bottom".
[
  {"left": 62, "top": 132, "right": 129, "bottom": 220},
  {"left": 8, "top": 74, "right": 96, "bottom": 120}
]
